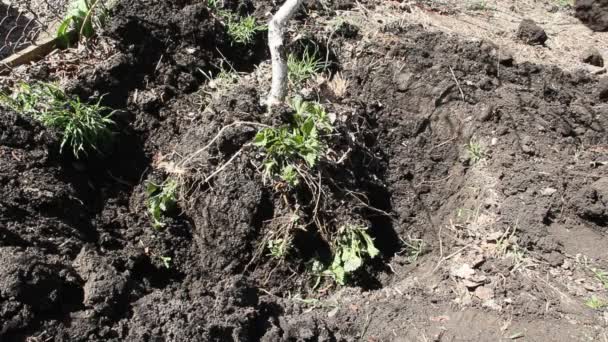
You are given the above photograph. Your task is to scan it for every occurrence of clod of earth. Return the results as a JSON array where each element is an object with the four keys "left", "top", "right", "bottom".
[
  {"left": 517, "top": 19, "right": 548, "bottom": 45},
  {"left": 575, "top": 0, "right": 608, "bottom": 32},
  {"left": 581, "top": 48, "right": 605, "bottom": 67}
]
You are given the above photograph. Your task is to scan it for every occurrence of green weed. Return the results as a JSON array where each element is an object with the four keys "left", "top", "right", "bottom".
[
  {"left": 592, "top": 268, "right": 608, "bottom": 289},
  {"left": 0, "top": 82, "right": 114, "bottom": 158},
  {"left": 206, "top": 0, "right": 220, "bottom": 9},
  {"left": 267, "top": 238, "right": 292, "bottom": 259},
  {"left": 585, "top": 296, "right": 606, "bottom": 310},
  {"left": 226, "top": 14, "right": 265, "bottom": 45},
  {"left": 160, "top": 256, "right": 172, "bottom": 269},
  {"left": 57, "top": 0, "right": 108, "bottom": 46},
  {"left": 466, "top": 140, "right": 484, "bottom": 164},
  {"left": 322, "top": 224, "right": 380, "bottom": 285},
  {"left": 253, "top": 98, "right": 333, "bottom": 186},
  {"left": 401, "top": 237, "right": 425, "bottom": 263},
  {"left": 288, "top": 47, "right": 325, "bottom": 86},
  {"left": 146, "top": 179, "right": 178, "bottom": 229}
]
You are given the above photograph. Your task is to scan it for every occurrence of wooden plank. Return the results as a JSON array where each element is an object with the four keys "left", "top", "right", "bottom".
[{"left": 0, "top": 35, "right": 59, "bottom": 74}]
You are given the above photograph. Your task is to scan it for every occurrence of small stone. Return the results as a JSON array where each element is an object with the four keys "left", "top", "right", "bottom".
[
  {"left": 517, "top": 19, "right": 548, "bottom": 46},
  {"left": 486, "top": 232, "right": 503, "bottom": 242},
  {"left": 474, "top": 286, "right": 494, "bottom": 301},
  {"left": 545, "top": 251, "right": 565, "bottom": 267},
  {"left": 482, "top": 299, "right": 502, "bottom": 311},
  {"left": 451, "top": 264, "right": 476, "bottom": 279},
  {"left": 478, "top": 106, "right": 495, "bottom": 121},
  {"left": 299, "top": 88, "right": 315, "bottom": 101},
  {"left": 394, "top": 72, "right": 414, "bottom": 91},
  {"left": 540, "top": 187, "right": 557, "bottom": 196},
  {"left": 521, "top": 143, "right": 535, "bottom": 155},
  {"left": 582, "top": 48, "right": 604, "bottom": 67}
]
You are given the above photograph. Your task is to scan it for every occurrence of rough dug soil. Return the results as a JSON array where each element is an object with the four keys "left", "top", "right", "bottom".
[
  {"left": 1, "top": 0, "right": 608, "bottom": 341},
  {"left": 576, "top": 0, "right": 608, "bottom": 31}
]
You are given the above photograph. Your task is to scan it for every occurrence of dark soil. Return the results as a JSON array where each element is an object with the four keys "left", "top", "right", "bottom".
[
  {"left": 1, "top": 0, "right": 608, "bottom": 341},
  {"left": 575, "top": 0, "right": 608, "bottom": 32}
]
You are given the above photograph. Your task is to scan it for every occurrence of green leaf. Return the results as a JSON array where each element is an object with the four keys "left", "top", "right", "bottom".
[
  {"left": 160, "top": 256, "right": 172, "bottom": 269},
  {"left": 56, "top": 18, "right": 73, "bottom": 47},
  {"left": 303, "top": 152, "right": 317, "bottom": 167},
  {"left": 302, "top": 117, "right": 314, "bottom": 136},
  {"left": 360, "top": 229, "right": 380, "bottom": 258},
  {"left": 146, "top": 182, "right": 160, "bottom": 195},
  {"left": 280, "top": 165, "right": 299, "bottom": 186},
  {"left": 342, "top": 249, "right": 363, "bottom": 272},
  {"left": 253, "top": 131, "right": 267, "bottom": 146}
]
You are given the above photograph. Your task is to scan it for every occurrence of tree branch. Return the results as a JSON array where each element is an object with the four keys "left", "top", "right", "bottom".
[{"left": 267, "top": 0, "right": 305, "bottom": 106}]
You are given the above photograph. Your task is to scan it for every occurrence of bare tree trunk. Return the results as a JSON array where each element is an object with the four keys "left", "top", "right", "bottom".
[{"left": 267, "top": 0, "right": 304, "bottom": 106}]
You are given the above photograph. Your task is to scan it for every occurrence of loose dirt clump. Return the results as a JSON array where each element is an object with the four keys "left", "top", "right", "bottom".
[
  {"left": 576, "top": 0, "right": 608, "bottom": 31},
  {"left": 517, "top": 19, "right": 548, "bottom": 45},
  {"left": 582, "top": 47, "right": 605, "bottom": 67}
]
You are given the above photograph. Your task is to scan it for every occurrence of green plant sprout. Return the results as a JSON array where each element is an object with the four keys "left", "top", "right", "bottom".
[
  {"left": 466, "top": 140, "right": 484, "bottom": 164},
  {"left": 585, "top": 296, "right": 606, "bottom": 310},
  {"left": 57, "top": 0, "right": 108, "bottom": 46},
  {"left": 0, "top": 82, "right": 114, "bottom": 158},
  {"left": 287, "top": 47, "right": 325, "bottom": 86},
  {"left": 160, "top": 256, "right": 172, "bottom": 269},
  {"left": 592, "top": 268, "right": 608, "bottom": 289},
  {"left": 401, "top": 237, "right": 425, "bottom": 263},
  {"left": 254, "top": 98, "right": 332, "bottom": 186},
  {"left": 226, "top": 15, "right": 266, "bottom": 45},
  {"left": 267, "top": 238, "right": 292, "bottom": 259},
  {"left": 323, "top": 224, "right": 380, "bottom": 285},
  {"left": 146, "top": 179, "right": 178, "bottom": 229}
]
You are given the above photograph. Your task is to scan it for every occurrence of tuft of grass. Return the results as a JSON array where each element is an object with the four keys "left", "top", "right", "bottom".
[
  {"left": 225, "top": 14, "right": 265, "bottom": 45},
  {"left": 466, "top": 140, "right": 484, "bottom": 164},
  {"left": 288, "top": 47, "right": 325, "bottom": 87},
  {"left": 0, "top": 82, "right": 114, "bottom": 158},
  {"left": 592, "top": 268, "right": 608, "bottom": 289},
  {"left": 322, "top": 224, "right": 380, "bottom": 285},
  {"left": 57, "top": 0, "right": 108, "bottom": 46},
  {"left": 254, "top": 98, "right": 333, "bottom": 186},
  {"left": 146, "top": 179, "right": 178, "bottom": 229},
  {"left": 585, "top": 296, "right": 606, "bottom": 310}
]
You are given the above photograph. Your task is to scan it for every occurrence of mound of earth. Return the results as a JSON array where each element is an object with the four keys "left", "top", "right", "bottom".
[{"left": 1, "top": 0, "right": 608, "bottom": 341}]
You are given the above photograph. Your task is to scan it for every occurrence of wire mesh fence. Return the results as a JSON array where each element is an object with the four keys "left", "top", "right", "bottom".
[{"left": 0, "top": 0, "right": 68, "bottom": 60}]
